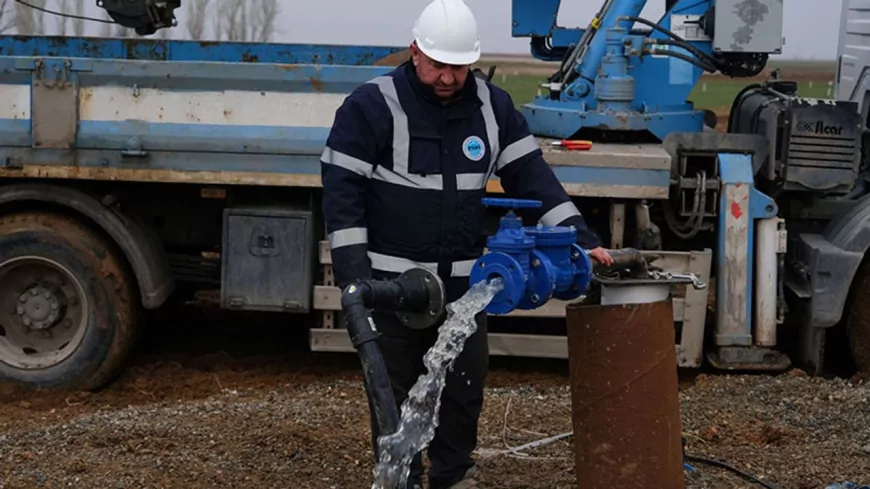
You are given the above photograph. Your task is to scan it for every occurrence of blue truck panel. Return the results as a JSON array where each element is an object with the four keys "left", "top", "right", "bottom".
[
  {"left": 0, "top": 35, "right": 671, "bottom": 199},
  {"left": 0, "top": 145, "right": 668, "bottom": 194},
  {"left": 0, "top": 35, "right": 408, "bottom": 65}
]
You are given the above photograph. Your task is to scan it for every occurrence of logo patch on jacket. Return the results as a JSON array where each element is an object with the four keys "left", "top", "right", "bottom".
[{"left": 462, "top": 136, "right": 486, "bottom": 162}]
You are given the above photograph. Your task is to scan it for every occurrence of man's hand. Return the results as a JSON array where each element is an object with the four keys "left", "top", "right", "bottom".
[{"left": 587, "top": 247, "right": 614, "bottom": 267}]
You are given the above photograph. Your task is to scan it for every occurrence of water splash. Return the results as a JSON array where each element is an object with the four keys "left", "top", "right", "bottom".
[{"left": 371, "top": 278, "right": 504, "bottom": 489}]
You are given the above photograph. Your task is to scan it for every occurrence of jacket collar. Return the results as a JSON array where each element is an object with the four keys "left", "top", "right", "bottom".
[{"left": 400, "top": 60, "right": 479, "bottom": 110}]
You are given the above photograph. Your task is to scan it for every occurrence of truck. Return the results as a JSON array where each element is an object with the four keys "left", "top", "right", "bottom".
[{"left": 0, "top": 0, "right": 868, "bottom": 391}]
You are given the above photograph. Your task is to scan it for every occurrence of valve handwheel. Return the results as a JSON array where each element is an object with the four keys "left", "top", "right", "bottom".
[{"left": 481, "top": 198, "right": 542, "bottom": 209}]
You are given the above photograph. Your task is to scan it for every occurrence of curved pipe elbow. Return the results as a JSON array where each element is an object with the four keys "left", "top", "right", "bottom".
[
  {"left": 341, "top": 283, "right": 380, "bottom": 348},
  {"left": 340, "top": 282, "right": 368, "bottom": 311},
  {"left": 338, "top": 282, "right": 400, "bottom": 438}
]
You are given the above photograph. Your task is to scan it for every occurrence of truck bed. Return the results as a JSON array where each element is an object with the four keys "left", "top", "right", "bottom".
[{"left": 0, "top": 35, "right": 671, "bottom": 200}]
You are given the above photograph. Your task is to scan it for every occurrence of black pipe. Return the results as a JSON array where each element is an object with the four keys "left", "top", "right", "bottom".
[
  {"left": 339, "top": 269, "right": 447, "bottom": 444},
  {"left": 356, "top": 277, "right": 431, "bottom": 312},
  {"left": 594, "top": 248, "right": 650, "bottom": 277},
  {"left": 342, "top": 282, "right": 401, "bottom": 437}
]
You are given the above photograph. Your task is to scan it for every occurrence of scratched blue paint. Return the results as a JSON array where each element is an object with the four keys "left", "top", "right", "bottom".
[
  {"left": 0, "top": 147, "right": 325, "bottom": 177},
  {"left": 77, "top": 121, "right": 667, "bottom": 188},
  {"left": 0, "top": 32, "right": 668, "bottom": 194},
  {"left": 716, "top": 153, "right": 777, "bottom": 347},
  {"left": 0, "top": 147, "right": 667, "bottom": 194},
  {"left": 717, "top": 153, "right": 752, "bottom": 346},
  {"left": 0, "top": 119, "right": 30, "bottom": 147},
  {"left": 3, "top": 108, "right": 669, "bottom": 189},
  {"left": 0, "top": 56, "right": 394, "bottom": 94},
  {"left": 78, "top": 121, "right": 332, "bottom": 156},
  {"left": 0, "top": 35, "right": 407, "bottom": 66}
]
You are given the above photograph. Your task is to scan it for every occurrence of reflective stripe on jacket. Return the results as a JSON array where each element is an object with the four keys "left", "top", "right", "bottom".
[{"left": 321, "top": 61, "right": 601, "bottom": 290}]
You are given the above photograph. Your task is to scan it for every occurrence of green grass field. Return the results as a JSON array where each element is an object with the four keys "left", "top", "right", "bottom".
[{"left": 492, "top": 73, "right": 836, "bottom": 113}]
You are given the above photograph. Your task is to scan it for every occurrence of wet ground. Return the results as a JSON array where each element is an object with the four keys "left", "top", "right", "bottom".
[{"left": 1, "top": 302, "right": 868, "bottom": 489}]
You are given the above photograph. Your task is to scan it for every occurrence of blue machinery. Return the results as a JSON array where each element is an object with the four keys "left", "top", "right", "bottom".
[
  {"left": 503, "top": 0, "right": 790, "bottom": 368},
  {"left": 511, "top": 0, "right": 781, "bottom": 141}
]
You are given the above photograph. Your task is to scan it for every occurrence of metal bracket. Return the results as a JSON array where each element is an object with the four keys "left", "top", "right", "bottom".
[
  {"left": 121, "top": 137, "right": 149, "bottom": 159},
  {"left": 22, "top": 58, "right": 92, "bottom": 150},
  {"left": 35, "top": 58, "right": 71, "bottom": 89}
]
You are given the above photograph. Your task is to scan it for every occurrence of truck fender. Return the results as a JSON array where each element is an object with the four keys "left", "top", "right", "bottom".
[
  {"left": 792, "top": 194, "right": 870, "bottom": 328},
  {"left": 0, "top": 183, "right": 174, "bottom": 309}
]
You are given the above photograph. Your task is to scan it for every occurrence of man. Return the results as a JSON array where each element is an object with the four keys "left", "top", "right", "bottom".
[{"left": 320, "top": 1, "right": 613, "bottom": 487}]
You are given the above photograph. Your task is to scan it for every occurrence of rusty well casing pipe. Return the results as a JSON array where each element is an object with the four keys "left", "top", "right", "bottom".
[{"left": 566, "top": 298, "right": 685, "bottom": 489}]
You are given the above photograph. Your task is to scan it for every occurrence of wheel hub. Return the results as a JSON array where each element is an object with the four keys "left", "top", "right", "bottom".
[
  {"left": 17, "top": 286, "right": 64, "bottom": 330},
  {"left": 0, "top": 256, "right": 88, "bottom": 370}
]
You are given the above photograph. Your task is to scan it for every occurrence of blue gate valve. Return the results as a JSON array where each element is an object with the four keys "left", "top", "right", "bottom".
[{"left": 469, "top": 198, "right": 594, "bottom": 315}]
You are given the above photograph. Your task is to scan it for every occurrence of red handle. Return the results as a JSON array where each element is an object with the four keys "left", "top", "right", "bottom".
[{"left": 554, "top": 140, "right": 593, "bottom": 150}]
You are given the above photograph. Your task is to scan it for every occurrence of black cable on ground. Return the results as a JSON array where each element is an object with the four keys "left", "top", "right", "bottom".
[{"left": 684, "top": 454, "right": 779, "bottom": 489}]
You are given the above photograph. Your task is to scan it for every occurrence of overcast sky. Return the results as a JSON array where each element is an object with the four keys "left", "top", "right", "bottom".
[
  {"left": 264, "top": 0, "right": 842, "bottom": 60},
  {"left": 74, "top": 0, "right": 842, "bottom": 60}
]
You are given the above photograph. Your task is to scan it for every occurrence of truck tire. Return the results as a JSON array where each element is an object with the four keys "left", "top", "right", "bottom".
[
  {"left": 0, "top": 211, "right": 141, "bottom": 391},
  {"left": 845, "top": 258, "right": 870, "bottom": 374}
]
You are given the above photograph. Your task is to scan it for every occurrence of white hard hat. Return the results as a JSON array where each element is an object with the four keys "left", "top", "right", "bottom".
[{"left": 412, "top": 0, "right": 481, "bottom": 66}]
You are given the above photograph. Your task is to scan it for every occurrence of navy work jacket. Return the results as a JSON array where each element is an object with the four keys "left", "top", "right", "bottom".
[{"left": 321, "top": 61, "right": 601, "bottom": 300}]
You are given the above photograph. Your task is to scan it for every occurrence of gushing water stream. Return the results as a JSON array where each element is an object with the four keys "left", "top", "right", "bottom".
[{"left": 371, "top": 278, "right": 504, "bottom": 489}]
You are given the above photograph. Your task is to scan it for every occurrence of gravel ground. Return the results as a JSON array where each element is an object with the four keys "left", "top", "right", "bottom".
[{"left": 1, "top": 308, "right": 868, "bottom": 489}]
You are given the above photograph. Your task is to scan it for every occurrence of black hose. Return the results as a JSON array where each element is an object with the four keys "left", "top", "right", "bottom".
[
  {"left": 663, "top": 172, "right": 708, "bottom": 240},
  {"left": 339, "top": 272, "right": 443, "bottom": 442},
  {"left": 594, "top": 248, "right": 649, "bottom": 277},
  {"left": 684, "top": 454, "right": 779, "bottom": 489},
  {"left": 648, "top": 46, "right": 718, "bottom": 73},
  {"left": 341, "top": 284, "right": 400, "bottom": 437},
  {"left": 548, "top": 42, "right": 577, "bottom": 84},
  {"left": 620, "top": 15, "right": 720, "bottom": 68},
  {"left": 649, "top": 39, "right": 718, "bottom": 71},
  {"left": 682, "top": 437, "right": 779, "bottom": 489}
]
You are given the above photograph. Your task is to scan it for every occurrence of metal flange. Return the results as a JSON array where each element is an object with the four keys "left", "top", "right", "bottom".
[{"left": 395, "top": 268, "right": 447, "bottom": 330}]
